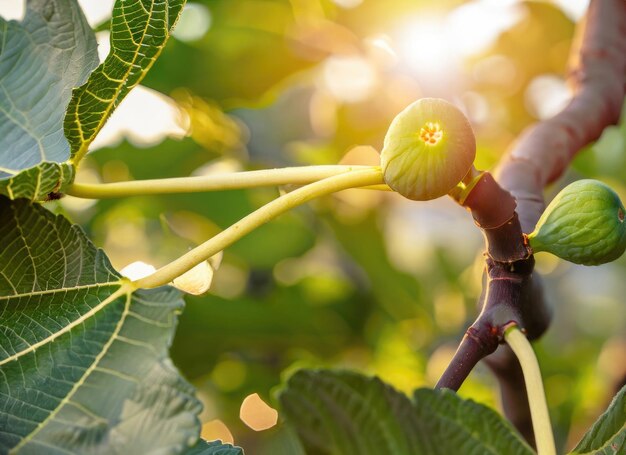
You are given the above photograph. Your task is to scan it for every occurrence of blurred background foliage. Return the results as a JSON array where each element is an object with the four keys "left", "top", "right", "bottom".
[{"left": 2, "top": 0, "right": 622, "bottom": 451}]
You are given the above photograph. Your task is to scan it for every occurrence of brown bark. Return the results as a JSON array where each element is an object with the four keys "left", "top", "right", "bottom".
[
  {"left": 436, "top": 0, "right": 626, "bottom": 446},
  {"left": 497, "top": 0, "right": 626, "bottom": 232}
]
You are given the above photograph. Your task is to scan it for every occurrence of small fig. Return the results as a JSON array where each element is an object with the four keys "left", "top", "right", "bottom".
[
  {"left": 380, "top": 98, "right": 476, "bottom": 200},
  {"left": 528, "top": 179, "right": 626, "bottom": 265}
]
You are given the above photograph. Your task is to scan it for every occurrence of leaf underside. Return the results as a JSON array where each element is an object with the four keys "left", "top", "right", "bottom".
[
  {"left": 64, "top": 0, "right": 186, "bottom": 164},
  {"left": 278, "top": 369, "right": 534, "bottom": 455},
  {"left": 570, "top": 385, "right": 626, "bottom": 455},
  {"left": 0, "top": 0, "right": 98, "bottom": 200},
  {"left": 0, "top": 195, "right": 201, "bottom": 454},
  {"left": 0, "top": 0, "right": 186, "bottom": 201}
]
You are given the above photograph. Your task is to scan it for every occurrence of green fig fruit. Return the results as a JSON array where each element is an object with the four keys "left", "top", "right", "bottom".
[
  {"left": 380, "top": 98, "right": 476, "bottom": 200},
  {"left": 528, "top": 179, "right": 626, "bottom": 265}
]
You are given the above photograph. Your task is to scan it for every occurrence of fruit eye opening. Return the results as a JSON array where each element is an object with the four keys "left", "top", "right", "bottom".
[{"left": 419, "top": 122, "right": 443, "bottom": 146}]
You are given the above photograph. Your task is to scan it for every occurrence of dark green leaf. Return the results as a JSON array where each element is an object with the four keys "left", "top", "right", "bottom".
[
  {"left": 0, "top": 195, "right": 201, "bottom": 453},
  {"left": 570, "top": 385, "right": 626, "bottom": 455},
  {"left": 65, "top": 0, "right": 186, "bottom": 164},
  {"left": 0, "top": 0, "right": 98, "bottom": 200},
  {"left": 185, "top": 439, "right": 245, "bottom": 455},
  {"left": 278, "top": 369, "right": 534, "bottom": 455}
]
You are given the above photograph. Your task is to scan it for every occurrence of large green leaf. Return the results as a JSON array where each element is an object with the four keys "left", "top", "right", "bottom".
[
  {"left": 0, "top": 195, "right": 201, "bottom": 453},
  {"left": 278, "top": 369, "right": 534, "bottom": 455},
  {"left": 65, "top": 0, "right": 186, "bottom": 164},
  {"left": 0, "top": 0, "right": 98, "bottom": 200},
  {"left": 186, "top": 439, "right": 244, "bottom": 455},
  {"left": 570, "top": 385, "right": 626, "bottom": 455}
]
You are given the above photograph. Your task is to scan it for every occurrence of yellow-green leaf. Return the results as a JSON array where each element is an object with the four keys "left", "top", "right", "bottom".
[{"left": 65, "top": 0, "right": 186, "bottom": 165}]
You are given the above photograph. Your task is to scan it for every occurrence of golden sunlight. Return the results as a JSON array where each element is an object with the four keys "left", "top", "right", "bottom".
[{"left": 392, "top": 0, "right": 524, "bottom": 86}]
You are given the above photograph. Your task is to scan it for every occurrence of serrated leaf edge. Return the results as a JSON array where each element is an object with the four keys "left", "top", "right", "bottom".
[
  {"left": 570, "top": 385, "right": 626, "bottom": 455},
  {"left": 67, "top": 0, "right": 184, "bottom": 165}
]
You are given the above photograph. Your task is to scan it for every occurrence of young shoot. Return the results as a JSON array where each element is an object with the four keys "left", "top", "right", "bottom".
[
  {"left": 505, "top": 325, "right": 556, "bottom": 455},
  {"left": 132, "top": 167, "right": 384, "bottom": 289}
]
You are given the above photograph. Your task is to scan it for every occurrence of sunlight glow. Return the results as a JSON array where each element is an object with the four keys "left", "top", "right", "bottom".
[
  {"left": 551, "top": 0, "right": 590, "bottom": 21},
  {"left": 525, "top": 74, "right": 572, "bottom": 120},
  {"left": 393, "top": 1, "right": 524, "bottom": 80},
  {"left": 0, "top": 0, "right": 116, "bottom": 26},
  {"left": 78, "top": 0, "right": 115, "bottom": 26},
  {"left": 332, "top": 0, "right": 363, "bottom": 9},
  {"left": 395, "top": 16, "right": 453, "bottom": 77},
  {"left": 96, "top": 31, "right": 111, "bottom": 62},
  {"left": 120, "top": 261, "right": 157, "bottom": 281},
  {"left": 364, "top": 34, "right": 398, "bottom": 68},
  {"left": 0, "top": 1, "right": 24, "bottom": 20},
  {"left": 90, "top": 86, "right": 189, "bottom": 150},
  {"left": 322, "top": 55, "right": 378, "bottom": 103},
  {"left": 446, "top": 0, "right": 524, "bottom": 57}
]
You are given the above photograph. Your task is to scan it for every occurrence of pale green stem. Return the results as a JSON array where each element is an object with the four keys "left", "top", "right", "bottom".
[
  {"left": 504, "top": 325, "right": 556, "bottom": 455},
  {"left": 132, "top": 167, "right": 384, "bottom": 289},
  {"left": 66, "top": 165, "right": 379, "bottom": 199}
]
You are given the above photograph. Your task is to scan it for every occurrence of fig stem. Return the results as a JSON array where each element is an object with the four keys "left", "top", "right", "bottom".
[
  {"left": 66, "top": 165, "right": 386, "bottom": 198},
  {"left": 132, "top": 168, "right": 384, "bottom": 289},
  {"left": 504, "top": 325, "right": 556, "bottom": 455}
]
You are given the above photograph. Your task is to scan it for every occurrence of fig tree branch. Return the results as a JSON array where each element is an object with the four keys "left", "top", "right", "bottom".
[
  {"left": 488, "top": 0, "right": 626, "bottom": 441},
  {"left": 436, "top": 0, "right": 626, "bottom": 445},
  {"left": 497, "top": 0, "right": 626, "bottom": 232}
]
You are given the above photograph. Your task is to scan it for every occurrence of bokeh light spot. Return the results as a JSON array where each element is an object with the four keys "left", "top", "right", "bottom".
[
  {"left": 201, "top": 419, "right": 234, "bottom": 444},
  {"left": 396, "top": 16, "right": 453, "bottom": 78},
  {"left": 90, "top": 86, "right": 189, "bottom": 150},
  {"left": 0, "top": 0, "right": 24, "bottom": 20},
  {"left": 426, "top": 344, "right": 457, "bottom": 385},
  {"left": 525, "top": 74, "right": 572, "bottom": 119},
  {"left": 96, "top": 31, "right": 111, "bottom": 63},
  {"left": 211, "top": 359, "right": 247, "bottom": 392},
  {"left": 120, "top": 261, "right": 156, "bottom": 281},
  {"left": 332, "top": 0, "right": 363, "bottom": 9},
  {"left": 173, "top": 3, "right": 212, "bottom": 42},
  {"left": 239, "top": 393, "right": 278, "bottom": 431},
  {"left": 322, "top": 55, "right": 377, "bottom": 103}
]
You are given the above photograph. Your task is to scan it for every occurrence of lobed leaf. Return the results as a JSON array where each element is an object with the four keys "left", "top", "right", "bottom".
[
  {"left": 0, "top": 0, "right": 98, "bottom": 200},
  {"left": 0, "top": 195, "right": 201, "bottom": 453},
  {"left": 278, "top": 369, "right": 534, "bottom": 455},
  {"left": 570, "top": 385, "right": 626, "bottom": 455},
  {"left": 64, "top": 0, "right": 186, "bottom": 165}
]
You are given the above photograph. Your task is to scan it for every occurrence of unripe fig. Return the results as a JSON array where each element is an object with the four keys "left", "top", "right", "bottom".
[
  {"left": 380, "top": 98, "right": 476, "bottom": 200},
  {"left": 528, "top": 180, "right": 626, "bottom": 265}
]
